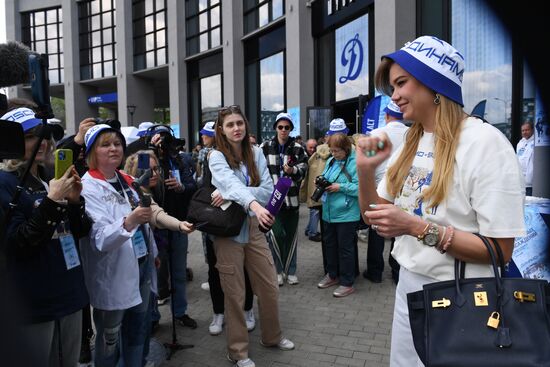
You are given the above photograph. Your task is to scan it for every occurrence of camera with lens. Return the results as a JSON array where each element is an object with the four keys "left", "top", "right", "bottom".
[
  {"left": 94, "top": 118, "right": 121, "bottom": 130},
  {"left": 310, "top": 175, "right": 332, "bottom": 202}
]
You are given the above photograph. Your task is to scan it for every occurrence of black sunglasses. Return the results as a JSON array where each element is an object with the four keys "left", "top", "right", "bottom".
[{"left": 277, "top": 125, "right": 291, "bottom": 131}]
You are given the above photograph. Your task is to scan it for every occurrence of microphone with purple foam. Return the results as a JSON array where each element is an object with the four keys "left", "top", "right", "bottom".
[{"left": 258, "top": 177, "right": 292, "bottom": 233}]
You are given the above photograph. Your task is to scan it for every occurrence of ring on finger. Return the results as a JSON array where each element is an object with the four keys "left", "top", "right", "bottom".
[{"left": 372, "top": 224, "right": 379, "bottom": 231}]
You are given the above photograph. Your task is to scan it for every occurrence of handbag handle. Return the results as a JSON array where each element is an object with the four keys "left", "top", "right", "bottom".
[{"left": 453, "top": 234, "right": 504, "bottom": 305}]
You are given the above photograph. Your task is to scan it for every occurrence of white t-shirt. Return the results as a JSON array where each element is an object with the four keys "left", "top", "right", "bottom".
[
  {"left": 371, "top": 121, "right": 409, "bottom": 185},
  {"left": 516, "top": 135, "right": 534, "bottom": 187},
  {"left": 378, "top": 117, "right": 526, "bottom": 281}
]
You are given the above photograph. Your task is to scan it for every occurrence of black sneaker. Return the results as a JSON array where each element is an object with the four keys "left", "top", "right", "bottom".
[
  {"left": 176, "top": 314, "right": 197, "bottom": 329},
  {"left": 308, "top": 234, "right": 322, "bottom": 242},
  {"left": 186, "top": 267, "right": 193, "bottom": 281}
]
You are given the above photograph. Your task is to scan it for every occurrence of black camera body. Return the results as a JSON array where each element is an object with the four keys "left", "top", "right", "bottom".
[
  {"left": 310, "top": 175, "right": 332, "bottom": 202},
  {"left": 94, "top": 118, "right": 121, "bottom": 130}
]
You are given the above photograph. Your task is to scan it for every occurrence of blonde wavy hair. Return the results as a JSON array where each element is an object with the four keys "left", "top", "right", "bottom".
[{"left": 375, "top": 58, "right": 464, "bottom": 209}]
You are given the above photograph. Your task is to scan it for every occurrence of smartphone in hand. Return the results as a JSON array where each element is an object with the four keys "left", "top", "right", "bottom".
[{"left": 54, "top": 149, "right": 73, "bottom": 179}]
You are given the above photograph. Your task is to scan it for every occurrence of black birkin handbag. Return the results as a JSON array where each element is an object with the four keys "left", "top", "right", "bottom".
[
  {"left": 186, "top": 186, "right": 247, "bottom": 237},
  {"left": 187, "top": 153, "right": 247, "bottom": 237},
  {"left": 407, "top": 234, "right": 550, "bottom": 367}
]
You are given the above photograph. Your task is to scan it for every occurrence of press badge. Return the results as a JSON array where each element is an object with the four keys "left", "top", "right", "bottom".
[
  {"left": 132, "top": 229, "right": 148, "bottom": 259},
  {"left": 59, "top": 234, "right": 81, "bottom": 270}
]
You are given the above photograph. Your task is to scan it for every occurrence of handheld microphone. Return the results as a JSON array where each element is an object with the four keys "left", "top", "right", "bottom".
[
  {"left": 132, "top": 153, "right": 153, "bottom": 207},
  {"left": 259, "top": 177, "right": 292, "bottom": 233},
  {"left": 131, "top": 169, "right": 152, "bottom": 208},
  {"left": 0, "top": 42, "right": 36, "bottom": 88}
]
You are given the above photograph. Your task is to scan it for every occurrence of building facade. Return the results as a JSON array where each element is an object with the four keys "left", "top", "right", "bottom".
[{"left": 4, "top": 0, "right": 545, "bottom": 194}]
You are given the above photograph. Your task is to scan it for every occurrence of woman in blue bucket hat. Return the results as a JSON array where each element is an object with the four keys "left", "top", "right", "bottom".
[{"left": 356, "top": 36, "right": 525, "bottom": 365}]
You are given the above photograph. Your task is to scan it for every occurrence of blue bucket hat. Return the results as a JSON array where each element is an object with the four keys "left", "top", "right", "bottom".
[
  {"left": 326, "top": 118, "right": 349, "bottom": 136},
  {"left": 199, "top": 121, "right": 215, "bottom": 137},
  {"left": 382, "top": 35, "right": 465, "bottom": 106},
  {"left": 384, "top": 101, "right": 404, "bottom": 119}
]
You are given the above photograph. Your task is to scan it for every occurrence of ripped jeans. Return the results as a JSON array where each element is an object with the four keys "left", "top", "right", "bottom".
[{"left": 92, "top": 258, "right": 152, "bottom": 367}]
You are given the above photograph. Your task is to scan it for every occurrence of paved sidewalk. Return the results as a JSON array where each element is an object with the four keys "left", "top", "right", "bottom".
[{"left": 154, "top": 206, "right": 395, "bottom": 367}]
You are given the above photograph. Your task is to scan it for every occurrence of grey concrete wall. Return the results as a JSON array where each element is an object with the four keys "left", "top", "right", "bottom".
[
  {"left": 167, "top": 0, "right": 189, "bottom": 144},
  {"left": 374, "top": 0, "right": 415, "bottom": 72},
  {"left": 285, "top": 0, "right": 314, "bottom": 138},
  {"left": 17, "top": 0, "right": 61, "bottom": 12},
  {"left": 116, "top": 0, "right": 154, "bottom": 127},
  {"left": 62, "top": 0, "right": 96, "bottom": 135},
  {"left": 222, "top": 0, "right": 245, "bottom": 106}
]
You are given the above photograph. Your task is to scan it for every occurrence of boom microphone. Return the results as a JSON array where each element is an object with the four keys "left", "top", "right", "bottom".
[{"left": 0, "top": 41, "right": 36, "bottom": 88}]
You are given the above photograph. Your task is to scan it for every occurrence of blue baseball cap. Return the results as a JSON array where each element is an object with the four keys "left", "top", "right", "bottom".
[
  {"left": 382, "top": 36, "right": 465, "bottom": 106},
  {"left": 384, "top": 101, "right": 404, "bottom": 119},
  {"left": 326, "top": 118, "right": 349, "bottom": 136},
  {"left": 199, "top": 121, "right": 215, "bottom": 137},
  {"left": 1, "top": 107, "right": 42, "bottom": 132},
  {"left": 84, "top": 124, "right": 126, "bottom": 155}
]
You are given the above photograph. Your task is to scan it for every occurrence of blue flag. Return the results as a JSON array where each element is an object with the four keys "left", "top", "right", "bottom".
[{"left": 361, "top": 95, "right": 390, "bottom": 134}]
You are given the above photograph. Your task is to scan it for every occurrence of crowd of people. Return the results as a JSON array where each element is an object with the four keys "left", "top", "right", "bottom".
[{"left": 0, "top": 35, "right": 529, "bottom": 367}]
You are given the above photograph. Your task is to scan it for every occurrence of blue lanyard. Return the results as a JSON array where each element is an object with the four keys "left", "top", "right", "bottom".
[{"left": 240, "top": 163, "right": 250, "bottom": 186}]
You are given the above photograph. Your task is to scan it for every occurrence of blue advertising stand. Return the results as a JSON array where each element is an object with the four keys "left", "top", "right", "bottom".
[{"left": 505, "top": 197, "right": 550, "bottom": 280}]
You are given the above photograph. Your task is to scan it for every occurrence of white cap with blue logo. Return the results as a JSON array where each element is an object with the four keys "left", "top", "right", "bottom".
[
  {"left": 382, "top": 36, "right": 465, "bottom": 106},
  {"left": 1, "top": 107, "right": 42, "bottom": 132},
  {"left": 384, "top": 101, "right": 404, "bottom": 119},
  {"left": 326, "top": 118, "right": 349, "bottom": 136},
  {"left": 136, "top": 122, "right": 154, "bottom": 137},
  {"left": 199, "top": 121, "right": 215, "bottom": 137}
]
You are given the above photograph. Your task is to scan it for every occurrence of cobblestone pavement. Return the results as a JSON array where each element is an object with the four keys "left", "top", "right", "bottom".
[{"left": 154, "top": 206, "right": 396, "bottom": 367}]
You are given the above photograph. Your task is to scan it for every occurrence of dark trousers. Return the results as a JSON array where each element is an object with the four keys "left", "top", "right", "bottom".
[
  {"left": 205, "top": 233, "right": 253, "bottom": 314},
  {"left": 323, "top": 221, "right": 359, "bottom": 287},
  {"left": 366, "top": 226, "right": 386, "bottom": 280}
]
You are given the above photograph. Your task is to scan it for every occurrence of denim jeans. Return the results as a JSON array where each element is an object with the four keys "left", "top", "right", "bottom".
[
  {"left": 323, "top": 221, "right": 358, "bottom": 287},
  {"left": 169, "top": 231, "right": 189, "bottom": 318},
  {"left": 93, "top": 258, "right": 152, "bottom": 367},
  {"left": 305, "top": 207, "right": 320, "bottom": 236}
]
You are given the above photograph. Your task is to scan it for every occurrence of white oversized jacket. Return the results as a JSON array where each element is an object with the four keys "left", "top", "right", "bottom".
[{"left": 80, "top": 169, "right": 158, "bottom": 310}]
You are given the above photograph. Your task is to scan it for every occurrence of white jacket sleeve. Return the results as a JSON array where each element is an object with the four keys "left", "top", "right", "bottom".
[{"left": 82, "top": 180, "right": 138, "bottom": 252}]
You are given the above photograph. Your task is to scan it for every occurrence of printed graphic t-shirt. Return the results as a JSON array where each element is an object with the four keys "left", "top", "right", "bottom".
[{"left": 377, "top": 117, "right": 526, "bottom": 281}]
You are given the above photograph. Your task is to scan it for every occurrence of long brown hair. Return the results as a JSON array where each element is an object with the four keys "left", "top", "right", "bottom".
[
  {"left": 375, "top": 58, "right": 464, "bottom": 209},
  {"left": 214, "top": 105, "right": 260, "bottom": 187}
]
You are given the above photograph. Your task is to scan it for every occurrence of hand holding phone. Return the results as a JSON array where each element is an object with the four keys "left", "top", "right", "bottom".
[{"left": 54, "top": 149, "right": 73, "bottom": 179}]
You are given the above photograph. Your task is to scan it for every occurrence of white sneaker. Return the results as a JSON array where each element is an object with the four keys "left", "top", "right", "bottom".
[
  {"left": 201, "top": 282, "right": 210, "bottom": 291},
  {"left": 227, "top": 354, "right": 256, "bottom": 367},
  {"left": 208, "top": 313, "right": 224, "bottom": 335},
  {"left": 261, "top": 337, "right": 295, "bottom": 351},
  {"left": 277, "top": 273, "right": 284, "bottom": 286},
  {"left": 244, "top": 309, "right": 255, "bottom": 331},
  {"left": 287, "top": 275, "right": 299, "bottom": 285}
]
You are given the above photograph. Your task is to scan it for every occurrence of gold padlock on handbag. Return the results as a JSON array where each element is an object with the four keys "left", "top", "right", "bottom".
[{"left": 487, "top": 311, "right": 500, "bottom": 329}]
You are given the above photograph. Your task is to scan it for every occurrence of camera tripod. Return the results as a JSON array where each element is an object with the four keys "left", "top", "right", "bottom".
[{"left": 163, "top": 235, "right": 193, "bottom": 360}]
